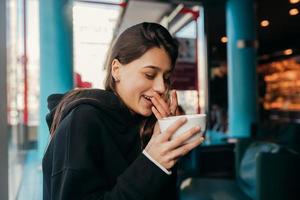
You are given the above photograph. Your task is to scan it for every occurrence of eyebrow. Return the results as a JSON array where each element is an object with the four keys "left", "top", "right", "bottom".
[{"left": 143, "top": 65, "right": 172, "bottom": 73}]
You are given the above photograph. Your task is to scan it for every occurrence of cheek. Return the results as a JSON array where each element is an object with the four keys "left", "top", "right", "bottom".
[
  {"left": 121, "top": 78, "right": 146, "bottom": 98},
  {"left": 118, "top": 71, "right": 152, "bottom": 103},
  {"left": 129, "top": 81, "right": 148, "bottom": 96}
]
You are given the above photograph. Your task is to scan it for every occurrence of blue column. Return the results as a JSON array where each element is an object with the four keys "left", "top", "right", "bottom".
[
  {"left": 38, "top": 0, "right": 73, "bottom": 158},
  {"left": 0, "top": 0, "right": 8, "bottom": 199},
  {"left": 226, "top": 0, "right": 257, "bottom": 137}
]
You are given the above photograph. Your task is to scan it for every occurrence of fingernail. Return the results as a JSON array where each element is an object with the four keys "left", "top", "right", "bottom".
[
  {"left": 181, "top": 117, "right": 187, "bottom": 122},
  {"left": 194, "top": 126, "right": 201, "bottom": 131}
]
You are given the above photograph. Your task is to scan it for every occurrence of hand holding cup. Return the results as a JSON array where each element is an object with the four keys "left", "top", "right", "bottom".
[{"left": 145, "top": 115, "right": 205, "bottom": 170}]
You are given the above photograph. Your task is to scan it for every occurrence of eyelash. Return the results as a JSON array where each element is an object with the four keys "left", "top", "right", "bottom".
[
  {"left": 145, "top": 74, "right": 155, "bottom": 80},
  {"left": 145, "top": 73, "right": 170, "bottom": 83}
]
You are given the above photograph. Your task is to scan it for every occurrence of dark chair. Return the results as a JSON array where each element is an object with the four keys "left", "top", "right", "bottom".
[{"left": 180, "top": 139, "right": 300, "bottom": 200}]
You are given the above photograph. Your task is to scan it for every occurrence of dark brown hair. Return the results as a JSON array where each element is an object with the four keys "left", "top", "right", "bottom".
[
  {"left": 104, "top": 22, "right": 178, "bottom": 92},
  {"left": 51, "top": 22, "right": 178, "bottom": 147}
]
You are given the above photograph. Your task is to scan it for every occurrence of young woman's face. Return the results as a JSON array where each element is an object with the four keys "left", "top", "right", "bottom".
[{"left": 113, "top": 47, "right": 172, "bottom": 116}]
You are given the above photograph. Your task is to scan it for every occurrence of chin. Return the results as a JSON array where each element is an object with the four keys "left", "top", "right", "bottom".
[{"left": 138, "top": 108, "right": 152, "bottom": 117}]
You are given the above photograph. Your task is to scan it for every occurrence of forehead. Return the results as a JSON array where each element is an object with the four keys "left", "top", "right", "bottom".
[{"left": 128, "top": 47, "right": 172, "bottom": 73}]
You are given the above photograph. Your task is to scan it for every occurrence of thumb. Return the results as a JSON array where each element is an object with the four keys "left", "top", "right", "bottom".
[{"left": 152, "top": 122, "right": 161, "bottom": 136}]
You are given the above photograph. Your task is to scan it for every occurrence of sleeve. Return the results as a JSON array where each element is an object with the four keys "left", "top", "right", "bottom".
[
  {"left": 50, "top": 105, "right": 173, "bottom": 200},
  {"left": 142, "top": 150, "right": 172, "bottom": 175}
]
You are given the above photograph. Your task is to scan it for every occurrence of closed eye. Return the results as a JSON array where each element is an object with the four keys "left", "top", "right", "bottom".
[{"left": 145, "top": 73, "right": 155, "bottom": 80}]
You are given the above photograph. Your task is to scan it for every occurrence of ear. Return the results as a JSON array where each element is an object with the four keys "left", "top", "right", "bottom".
[{"left": 111, "top": 59, "right": 121, "bottom": 81}]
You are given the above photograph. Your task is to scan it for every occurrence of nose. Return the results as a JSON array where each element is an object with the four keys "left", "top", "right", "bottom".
[{"left": 153, "top": 76, "right": 166, "bottom": 95}]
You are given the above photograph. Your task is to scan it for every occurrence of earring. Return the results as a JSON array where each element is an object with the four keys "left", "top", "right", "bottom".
[{"left": 114, "top": 77, "right": 120, "bottom": 82}]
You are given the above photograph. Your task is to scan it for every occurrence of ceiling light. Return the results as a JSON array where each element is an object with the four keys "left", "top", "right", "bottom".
[
  {"left": 289, "top": 8, "right": 299, "bottom": 15},
  {"left": 283, "top": 49, "right": 293, "bottom": 55},
  {"left": 221, "top": 36, "right": 227, "bottom": 43},
  {"left": 289, "top": 0, "right": 299, "bottom": 4},
  {"left": 260, "top": 20, "right": 269, "bottom": 27}
]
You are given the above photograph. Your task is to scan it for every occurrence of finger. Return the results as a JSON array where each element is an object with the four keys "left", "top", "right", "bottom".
[
  {"left": 152, "top": 122, "right": 161, "bottom": 136},
  {"left": 156, "top": 91, "right": 170, "bottom": 109},
  {"left": 170, "top": 90, "right": 178, "bottom": 115},
  {"left": 152, "top": 92, "right": 171, "bottom": 116},
  {"left": 160, "top": 117, "right": 187, "bottom": 141},
  {"left": 168, "top": 137, "right": 204, "bottom": 160},
  {"left": 165, "top": 90, "right": 172, "bottom": 109},
  {"left": 167, "top": 126, "right": 201, "bottom": 150},
  {"left": 151, "top": 97, "right": 170, "bottom": 118},
  {"left": 152, "top": 106, "right": 163, "bottom": 120},
  {"left": 151, "top": 96, "right": 168, "bottom": 115},
  {"left": 166, "top": 158, "right": 179, "bottom": 168},
  {"left": 162, "top": 89, "right": 170, "bottom": 102}
]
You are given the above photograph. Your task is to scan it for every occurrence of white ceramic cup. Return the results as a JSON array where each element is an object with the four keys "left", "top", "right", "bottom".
[{"left": 158, "top": 114, "right": 206, "bottom": 144}]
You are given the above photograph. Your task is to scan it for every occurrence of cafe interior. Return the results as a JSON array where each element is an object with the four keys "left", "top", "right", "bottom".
[{"left": 1, "top": 0, "right": 300, "bottom": 199}]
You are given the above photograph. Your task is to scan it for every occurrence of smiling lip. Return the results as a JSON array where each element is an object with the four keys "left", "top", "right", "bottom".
[{"left": 142, "top": 95, "right": 153, "bottom": 107}]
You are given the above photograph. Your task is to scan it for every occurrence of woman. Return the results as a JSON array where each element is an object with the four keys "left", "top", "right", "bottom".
[{"left": 43, "top": 22, "right": 204, "bottom": 200}]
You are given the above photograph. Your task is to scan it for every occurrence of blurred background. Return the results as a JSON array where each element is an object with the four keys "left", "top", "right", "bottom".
[{"left": 1, "top": 0, "right": 300, "bottom": 199}]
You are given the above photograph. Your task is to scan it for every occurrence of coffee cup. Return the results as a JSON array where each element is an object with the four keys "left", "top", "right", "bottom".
[{"left": 158, "top": 114, "right": 206, "bottom": 144}]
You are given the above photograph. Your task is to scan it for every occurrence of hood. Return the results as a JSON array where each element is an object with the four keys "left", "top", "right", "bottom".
[
  {"left": 46, "top": 89, "right": 141, "bottom": 133},
  {"left": 46, "top": 93, "right": 64, "bottom": 129}
]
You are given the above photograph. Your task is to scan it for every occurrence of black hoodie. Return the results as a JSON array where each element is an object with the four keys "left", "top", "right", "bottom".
[{"left": 42, "top": 89, "right": 177, "bottom": 200}]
